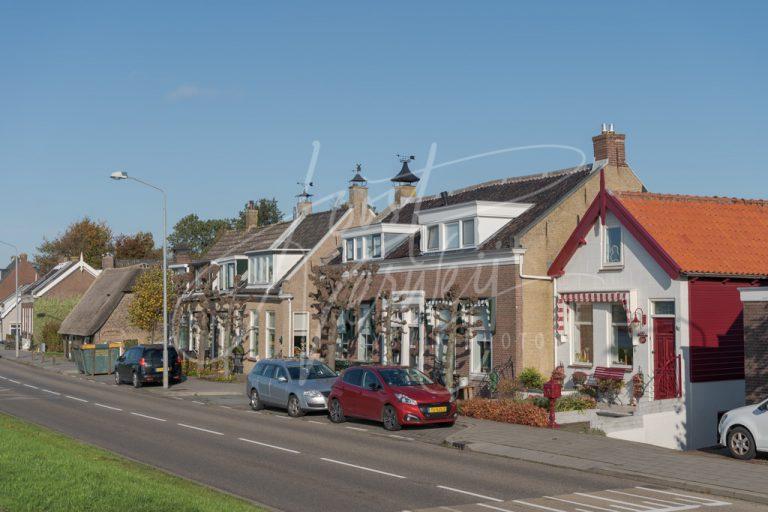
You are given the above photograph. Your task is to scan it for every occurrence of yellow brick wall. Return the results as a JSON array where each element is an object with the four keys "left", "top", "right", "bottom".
[{"left": 518, "top": 164, "right": 643, "bottom": 375}]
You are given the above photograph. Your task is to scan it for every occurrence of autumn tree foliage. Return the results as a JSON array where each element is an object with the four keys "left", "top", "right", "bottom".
[
  {"left": 35, "top": 217, "right": 113, "bottom": 273},
  {"left": 128, "top": 267, "right": 177, "bottom": 342},
  {"left": 114, "top": 231, "right": 160, "bottom": 260},
  {"left": 231, "top": 198, "right": 283, "bottom": 230},
  {"left": 168, "top": 214, "right": 231, "bottom": 257}
]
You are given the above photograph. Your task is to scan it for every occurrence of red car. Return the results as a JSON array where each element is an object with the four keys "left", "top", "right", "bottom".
[{"left": 328, "top": 365, "right": 457, "bottom": 431}]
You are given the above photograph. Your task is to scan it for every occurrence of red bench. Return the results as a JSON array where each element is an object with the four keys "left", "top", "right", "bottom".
[{"left": 589, "top": 366, "right": 625, "bottom": 384}]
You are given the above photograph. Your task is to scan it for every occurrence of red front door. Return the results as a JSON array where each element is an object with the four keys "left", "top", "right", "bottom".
[{"left": 653, "top": 318, "right": 677, "bottom": 400}]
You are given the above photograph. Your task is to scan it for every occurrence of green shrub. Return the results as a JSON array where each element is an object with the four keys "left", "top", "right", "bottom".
[
  {"left": 571, "top": 371, "right": 589, "bottom": 387},
  {"left": 459, "top": 398, "right": 548, "bottom": 427},
  {"left": 519, "top": 367, "right": 545, "bottom": 390},
  {"left": 554, "top": 394, "right": 596, "bottom": 412},
  {"left": 39, "top": 320, "right": 63, "bottom": 352}
]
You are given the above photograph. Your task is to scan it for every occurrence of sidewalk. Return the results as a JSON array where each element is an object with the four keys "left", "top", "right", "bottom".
[{"left": 443, "top": 417, "right": 768, "bottom": 505}]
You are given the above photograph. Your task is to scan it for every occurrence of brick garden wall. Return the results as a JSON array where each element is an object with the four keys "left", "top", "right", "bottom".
[{"left": 744, "top": 301, "right": 768, "bottom": 404}]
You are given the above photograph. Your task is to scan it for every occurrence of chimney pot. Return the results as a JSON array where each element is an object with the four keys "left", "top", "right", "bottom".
[{"left": 592, "top": 125, "right": 626, "bottom": 167}]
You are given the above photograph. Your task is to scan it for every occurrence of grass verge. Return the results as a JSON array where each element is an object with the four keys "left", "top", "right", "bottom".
[{"left": 0, "top": 413, "right": 264, "bottom": 512}]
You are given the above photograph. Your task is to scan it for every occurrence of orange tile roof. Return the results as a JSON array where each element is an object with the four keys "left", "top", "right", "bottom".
[{"left": 614, "top": 191, "right": 768, "bottom": 277}]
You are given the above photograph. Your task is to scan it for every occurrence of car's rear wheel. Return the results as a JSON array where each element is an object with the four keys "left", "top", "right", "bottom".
[
  {"left": 249, "top": 389, "right": 264, "bottom": 411},
  {"left": 114, "top": 371, "right": 121, "bottom": 385},
  {"left": 727, "top": 426, "right": 756, "bottom": 460},
  {"left": 329, "top": 399, "right": 346, "bottom": 423},
  {"left": 382, "top": 405, "right": 402, "bottom": 431},
  {"left": 287, "top": 395, "right": 304, "bottom": 417},
  {"left": 132, "top": 372, "right": 141, "bottom": 389}
]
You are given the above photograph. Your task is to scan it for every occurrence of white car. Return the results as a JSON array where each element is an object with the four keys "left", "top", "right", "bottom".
[{"left": 718, "top": 398, "right": 768, "bottom": 460}]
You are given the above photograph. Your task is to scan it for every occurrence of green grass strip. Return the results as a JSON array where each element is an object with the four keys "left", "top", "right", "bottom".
[{"left": 0, "top": 413, "right": 264, "bottom": 512}]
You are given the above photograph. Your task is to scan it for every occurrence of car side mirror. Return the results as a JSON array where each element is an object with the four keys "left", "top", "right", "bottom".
[{"left": 758, "top": 402, "right": 768, "bottom": 413}]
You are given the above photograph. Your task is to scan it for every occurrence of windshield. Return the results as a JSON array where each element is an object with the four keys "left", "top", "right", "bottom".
[
  {"left": 378, "top": 368, "right": 434, "bottom": 387},
  {"left": 287, "top": 363, "right": 337, "bottom": 380}
]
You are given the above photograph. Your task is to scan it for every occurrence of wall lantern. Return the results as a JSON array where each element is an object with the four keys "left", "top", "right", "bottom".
[{"left": 630, "top": 307, "right": 648, "bottom": 344}]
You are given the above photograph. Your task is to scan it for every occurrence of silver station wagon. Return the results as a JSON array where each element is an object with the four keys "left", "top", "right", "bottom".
[{"left": 246, "top": 358, "right": 338, "bottom": 417}]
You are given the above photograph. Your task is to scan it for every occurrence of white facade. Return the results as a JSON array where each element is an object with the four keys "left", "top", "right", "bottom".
[{"left": 555, "top": 212, "right": 744, "bottom": 450}]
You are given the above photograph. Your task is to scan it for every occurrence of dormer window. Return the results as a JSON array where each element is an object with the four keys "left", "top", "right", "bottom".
[
  {"left": 603, "top": 225, "right": 623, "bottom": 267},
  {"left": 344, "top": 234, "right": 383, "bottom": 262},
  {"left": 423, "top": 218, "right": 476, "bottom": 252},
  {"left": 249, "top": 254, "right": 273, "bottom": 284},
  {"left": 220, "top": 262, "right": 236, "bottom": 290}
]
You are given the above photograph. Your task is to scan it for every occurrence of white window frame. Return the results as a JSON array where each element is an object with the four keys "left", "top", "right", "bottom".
[
  {"left": 265, "top": 311, "right": 276, "bottom": 358},
  {"left": 610, "top": 303, "right": 632, "bottom": 367},
  {"left": 426, "top": 224, "right": 440, "bottom": 251},
  {"left": 249, "top": 311, "right": 259, "bottom": 358},
  {"left": 571, "top": 303, "right": 594, "bottom": 365},
  {"left": 249, "top": 254, "right": 273, "bottom": 285},
  {"left": 462, "top": 218, "right": 476, "bottom": 248},
  {"left": 345, "top": 239, "right": 354, "bottom": 261},
  {"left": 470, "top": 305, "right": 492, "bottom": 375},
  {"left": 293, "top": 311, "right": 309, "bottom": 356},
  {"left": 602, "top": 224, "right": 624, "bottom": 268},
  {"left": 423, "top": 217, "right": 477, "bottom": 252}
]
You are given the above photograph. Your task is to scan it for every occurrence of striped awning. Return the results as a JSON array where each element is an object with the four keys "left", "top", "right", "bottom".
[{"left": 555, "top": 291, "right": 630, "bottom": 335}]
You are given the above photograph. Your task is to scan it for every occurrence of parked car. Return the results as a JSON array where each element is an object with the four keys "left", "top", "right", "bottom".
[
  {"left": 328, "top": 366, "right": 457, "bottom": 431},
  {"left": 114, "top": 344, "right": 182, "bottom": 388},
  {"left": 246, "top": 358, "right": 338, "bottom": 417},
  {"left": 718, "top": 398, "right": 768, "bottom": 460}
]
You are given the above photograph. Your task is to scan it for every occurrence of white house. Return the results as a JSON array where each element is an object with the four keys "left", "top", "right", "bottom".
[{"left": 547, "top": 172, "right": 768, "bottom": 450}]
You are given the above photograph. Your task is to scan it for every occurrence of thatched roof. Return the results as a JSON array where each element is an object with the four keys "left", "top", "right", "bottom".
[{"left": 58, "top": 265, "right": 145, "bottom": 337}]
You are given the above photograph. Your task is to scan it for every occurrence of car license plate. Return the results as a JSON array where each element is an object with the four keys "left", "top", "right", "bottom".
[
  {"left": 155, "top": 367, "right": 164, "bottom": 372},
  {"left": 428, "top": 406, "right": 447, "bottom": 413}
]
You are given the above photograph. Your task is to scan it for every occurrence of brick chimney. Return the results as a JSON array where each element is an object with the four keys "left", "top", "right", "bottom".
[
  {"left": 592, "top": 123, "right": 626, "bottom": 167},
  {"left": 348, "top": 163, "right": 369, "bottom": 213},
  {"left": 391, "top": 155, "right": 419, "bottom": 206},
  {"left": 101, "top": 254, "right": 115, "bottom": 269},
  {"left": 244, "top": 200, "right": 260, "bottom": 230},
  {"left": 19, "top": 253, "right": 27, "bottom": 262}
]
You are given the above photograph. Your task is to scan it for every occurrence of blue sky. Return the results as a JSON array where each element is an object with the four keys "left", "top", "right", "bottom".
[{"left": 1, "top": 2, "right": 766, "bottom": 263}]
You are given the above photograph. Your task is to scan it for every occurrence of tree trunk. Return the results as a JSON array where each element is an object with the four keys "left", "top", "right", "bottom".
[{"left": 446, "top": 329, "right": 456, "bottom": 391}]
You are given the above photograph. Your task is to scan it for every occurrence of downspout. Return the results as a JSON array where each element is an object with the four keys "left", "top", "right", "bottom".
[
  {"left": 287, "top": 296, "right": 292, "bottom": 357},
  {"left": 514, "top": 250, "right": 558, "bottom": 370}
]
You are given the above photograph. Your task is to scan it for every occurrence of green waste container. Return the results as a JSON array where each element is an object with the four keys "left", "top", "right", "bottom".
[{"left": 74, "top": 343, "right": 122, "bottom": 375}]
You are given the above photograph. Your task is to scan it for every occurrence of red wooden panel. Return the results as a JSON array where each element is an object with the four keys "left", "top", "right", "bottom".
[
  {"left": 653, "top": 318, "right": 677, "bottom": 399},
  {"left": 688, "top": 279, "right": 765, "bottom": 382}
]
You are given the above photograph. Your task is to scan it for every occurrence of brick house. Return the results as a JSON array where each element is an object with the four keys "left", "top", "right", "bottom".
[
  {"left": 548, "top": 182, "right": 768, "bottom": 449},
  {"left": 58, "top": 265, "right": 151, "bottom": 356},
  {"left": 0, "top": 254, "right": 38, "bottom": 341},
  {"left": 323, "top": 126, "right": 643, "bottom": 387},
  {"left": 740, "top": 287, "right": 768, "bottom": 404},
  {"left": 172, "top": 178, "right": 376, "bottom": 366},
  {"left": 18, "top": 255, "right": 100, "bottom": 348}
]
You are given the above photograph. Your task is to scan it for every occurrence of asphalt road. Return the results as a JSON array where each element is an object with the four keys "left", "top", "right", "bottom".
[{"left": 0, "top": 359, "right": 642, "bottom": 512}]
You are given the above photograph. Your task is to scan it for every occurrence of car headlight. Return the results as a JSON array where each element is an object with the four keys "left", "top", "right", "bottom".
[
  {"left": 303, "top": 390, "right": 323, "bottom": 399},
  {"left": 395, "top": 393, "right": 418, "bottom": 405}
]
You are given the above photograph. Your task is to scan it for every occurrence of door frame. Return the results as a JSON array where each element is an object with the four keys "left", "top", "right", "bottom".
[{"left": 651, "top": 300, "right": 677, "bottom": 400}]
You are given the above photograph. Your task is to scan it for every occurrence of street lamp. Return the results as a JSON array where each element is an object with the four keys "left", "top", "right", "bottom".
[
  {"left": 0, "top": 240, "right": 20, "bottom": 358},
  {"left": 110, "top": 171, "right": 170, "bottom": 389}
]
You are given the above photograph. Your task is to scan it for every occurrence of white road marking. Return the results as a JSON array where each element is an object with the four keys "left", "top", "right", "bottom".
[
  {"left": 436, "top": 486, "right": 504, "bottom": 502},
  {"left": 606, "top": 490, "right": 691, "bottom": 507},
  {"left": 0, "top": 375, "right": 7, "bottom": 380},
  {"left": 42, "top": 389, "right": 60, "bottom": 396},
  {"left": 23, "top": 384, "right": 39, "bottom": 389},
  {"left": 178, "top": 423, "right": 224, "bottom": 436},
  {"left": 8, "top": 379, "right": 20, "bottom": 384},
  {"left": 131, "top": 412, "right": 166, "bottom": 422},
  {"left": 238, "top": 437, "right": 301, "bottom": 454},
  {"left": 321, "top": 458, "right": 406, "bottom": 479},
  {"left": 307, "top": 420, "right": 325, "bottom": 424},
  {"left": 219, "top": 405, "right": 231, "bottom": 409},
  {"left": 95, "top": 403, "right": 122, "bottom": 411},
  {"left": 65, "top": 395, "right": 88, "bottom": 402},
  {"left": 191, "top": 400, "right": 206, "bottom": 405},
  {"left": 389, "top": 434, "right": 414, "bottom": 441},
  {"left": 574, "top": 493, "right": 653, "bottom": 511},
  {"left": 345, "top": 426, "right": 368, "bottom": 432},
  {"left": 635, "top": 488, "right": 731, "bottom": 506},
  {"left": 546, "top": 496, "right": 616, "bottom": 511},
  {"left": 512, "top": 500, "right": 567, "bottom": 512}
]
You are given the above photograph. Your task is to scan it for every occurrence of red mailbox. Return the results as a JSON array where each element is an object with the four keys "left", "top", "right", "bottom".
[
  {"left": 543, "top": 381, "right": 562, "bottom": 399},
  {"left": 543, "top": 380, "right": 561, "bottom": 429}
]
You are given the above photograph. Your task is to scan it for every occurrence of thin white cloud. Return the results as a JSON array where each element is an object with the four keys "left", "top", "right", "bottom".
[{"left": 166, "top": 84, "right": 217, "bottom": 101}]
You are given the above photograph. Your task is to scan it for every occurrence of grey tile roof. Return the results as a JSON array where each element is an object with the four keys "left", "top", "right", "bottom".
[
  {"left": 58, "top": 266, "right": 145, "bottom": 337},
  {"left": 379, "top": 164, "right": 597, "bottom": 259},
  {"left": 202, "top": 206, "right": 350, "bottom": 261},
  {"left": 24, "top": 261, "right": 76, "bottom": 296}
]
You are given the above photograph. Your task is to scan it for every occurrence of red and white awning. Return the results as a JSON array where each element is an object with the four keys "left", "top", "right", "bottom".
[{"left": 555, "top": 291, "right": 630, "bottom": 335}]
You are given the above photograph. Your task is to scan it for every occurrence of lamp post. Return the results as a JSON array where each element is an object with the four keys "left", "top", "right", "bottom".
[
  {"left": 110, "top": 171, "right": 169, "bottom": 389},
  {"left": 0, "top": 240, "right": 20, "bottom": 358}
]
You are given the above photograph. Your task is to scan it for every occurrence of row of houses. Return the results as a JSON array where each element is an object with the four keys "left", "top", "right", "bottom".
[{"left": 3, "top": 125, "right": 766, "bottom": 452}]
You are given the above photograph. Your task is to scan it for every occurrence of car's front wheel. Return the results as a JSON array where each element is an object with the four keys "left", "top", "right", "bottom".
[
  {"left": 329, "top": 399, "right": 346, "bottom": 423},
  {"left": 727, "top": 426, "right": 757, "bottom": 460},
  {"left": 132, "top": 372, "right": 142, "bottom": 389},
  {"left": 382, "top": 405, "right": 402, "bottom": 431},
  {"left": 287, "top": 395, "right": 305, "bottom": 418},
  {"left": 249, "top": 389, "right": 264, "bottom": 411}
]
